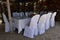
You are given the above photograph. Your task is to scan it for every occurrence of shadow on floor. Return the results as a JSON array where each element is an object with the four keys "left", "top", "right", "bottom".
[{"left": 0, "top": 21, "right": 60, "bottom": 40}]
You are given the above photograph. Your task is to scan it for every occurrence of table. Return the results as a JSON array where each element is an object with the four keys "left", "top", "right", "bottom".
[{"left": 12, "top": 17, "right": 31, "bottom": 33}]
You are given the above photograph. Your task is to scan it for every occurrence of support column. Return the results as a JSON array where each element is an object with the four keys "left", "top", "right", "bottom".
[{"left": 6, "top": 0, "right": 13, "bottom": 32}]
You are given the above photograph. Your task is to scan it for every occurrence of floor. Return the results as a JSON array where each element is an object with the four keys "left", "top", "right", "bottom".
[{"left": 0, "top": 21, "right": 60, "bottom": 40}]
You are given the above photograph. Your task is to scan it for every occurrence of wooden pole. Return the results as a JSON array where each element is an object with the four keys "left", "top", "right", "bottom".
[{"left": 6, "top": 0, "right": 13, "bottom": 32}]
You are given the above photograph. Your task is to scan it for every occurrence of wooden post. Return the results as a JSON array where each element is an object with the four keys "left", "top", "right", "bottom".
[{"left": 6, "top": 0, "right": 13, "bottom": 32}]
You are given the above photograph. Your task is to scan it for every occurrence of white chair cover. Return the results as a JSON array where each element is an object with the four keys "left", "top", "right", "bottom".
[
  {"left": 19, "top": 12, "right": 24, "bottom": 17},
  {"left": 45, "top": 12, "right": 52, "bottom": 30},
  {"left": 2, "top": 13, "right": 10, "bottom": 32},
  {"left": 40, "top": 11, "right": 47, "bottom": 17},
  {"left": 24, "top": 15, "right": 40, "bottom": 38},
  {"left": 29, "top": 11, "right": 33, "bottom": 15},
  {"left": 13, "top": 12, "right": 19, "bottom": 17},
  {"left": 50, "top": 12, "right": 57, "bottom": 27},
  {"left": 25, "top": 12, "right": 28, "bottom": 17},
  {"left": 38, "top": 14, "right": 47, "bottom": 35}
]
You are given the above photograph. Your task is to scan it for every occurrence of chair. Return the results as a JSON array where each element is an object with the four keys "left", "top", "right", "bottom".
[
  {"left": 2, "top": 13, "right": 10, "bottom": 32},
  {"left": 45, "top": 12, "right": 52, "bottom": 30},
  {"left": 19, "top": 12, "right": 24, "bottom": 17},
  {"left": 25, "top": 12, "right": 29, "bottom": 17},
  {"left": 29, "top": 11, "right": 33, "bottom": 15},
  {"left": 38, "top": 14, "right": 47, "bottom": 35},
  {"left": 24, "top": 15, "right": 40, "bottom": 38},
  {"left": 50, "top": 12, "right": 57, "bottom": 27},
  {"left": 40, "top": 11, "right": 47, "bottom": 17},
  {"left": 13, "top": 12, "right": 19, "bottom": 17}
]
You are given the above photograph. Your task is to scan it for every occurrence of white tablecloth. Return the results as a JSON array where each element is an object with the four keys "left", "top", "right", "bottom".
[{"left": 12, "top": 18, "right": 31, "bottom": 33}]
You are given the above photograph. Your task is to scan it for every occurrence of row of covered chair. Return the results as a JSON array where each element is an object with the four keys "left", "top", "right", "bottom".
[
  {"left": 12, "top": 11, "right": 34, "bottom": 17},
  {"left": 2, "top": 11, "right": 34, "bottom": 32},
  {"left": 23, "top": 12, "right": 57, "bottom": 38},
  {"left": 2, "top": 11, "right": 57, "bottom": 38}
]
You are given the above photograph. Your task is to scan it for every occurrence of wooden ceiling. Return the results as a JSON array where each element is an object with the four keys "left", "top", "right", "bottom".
[
  {"left": 15, "top": 0, "right": 39, "bottom": 2},
  {"left": 2, "top": 0, "right": 39, "bottom": 2}
]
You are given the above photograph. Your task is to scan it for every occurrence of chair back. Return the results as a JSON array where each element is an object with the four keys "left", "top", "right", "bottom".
[
  {"left": 29, "top": 11, "right": 33, "bottom": 15},
  {"left": 47, "top": 12, "right": 52, "bottom": 22},
  {"left": 45, "top": 12, "right": 52, "bottom": 30},
  {"left": 47, "top": 12, "right": 52, "bottom": 19},
  {"left": 2, "top": 13, "right": 9, "bottom": 23},
  {"left": 19, "top": 12, "right": 24, "bottom": 17},
  {"left": 39, "top": 14, "right": 47, "bottom": 24},
  {"left": 2, "top": 13, "right": 10, "bottom": 32},
  {"left": 50, "top": 12, "right": 57, "bottom": 27},
  {"left": 29, "top": 15, "right": 40, "bottom": 28},
  {"left": 40, "top": 11, "right": 47, "bottom": 17},
  {"left": 13, "top": 12, "right": 19, "bottom": 17},
  {"left": 25, "top": 12, "right": 29, "bottom": 17},
  {"left": 38, "top": 14, "right": 47, "bottom": 34},
  {"left": 51, "top": 12, "right": 57, "bottom": 20}
]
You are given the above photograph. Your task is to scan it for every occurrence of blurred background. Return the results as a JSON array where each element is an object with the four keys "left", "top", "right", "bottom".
[{"left": 0, "top": 0, "right": 60, "bottom": 24}]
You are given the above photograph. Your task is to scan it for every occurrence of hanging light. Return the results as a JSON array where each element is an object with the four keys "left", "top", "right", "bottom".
[
  {"left": 25, "top": 2, "right": 28, "bottom": 6},
  {"left": 0, "top": 1, "right": 2, "bottom": 3},
  {"left": 39, "top": 0, "right": 42, "bottom": 2},
  {"left": 44, "top": 5, "right": 47, "bottom": 9},
  {"left": 19, "top": 2, "right": 22, "bottom": 5},
  {"left": 0, "top": 20, "right": 2, "bottom": 24},
  {"left": 43, "top": 0, "right": 46, "bottom": 2},
  {"left": 38, "top": 0, "right": 42, "bottom": 3}
]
